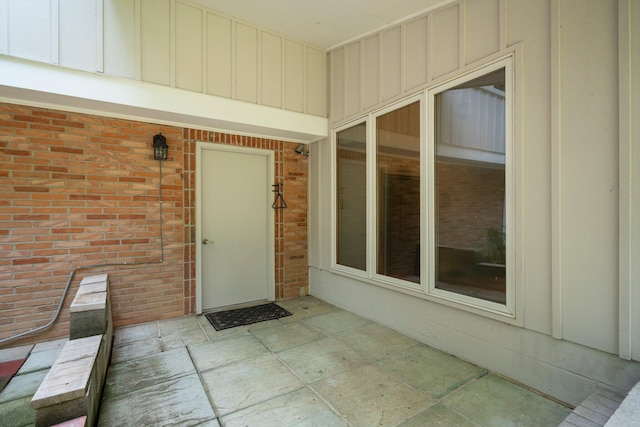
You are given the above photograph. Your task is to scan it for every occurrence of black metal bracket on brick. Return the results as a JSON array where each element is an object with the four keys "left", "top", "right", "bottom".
[{"left": 272, "top": 183, "right": 287, "bottom": 209}]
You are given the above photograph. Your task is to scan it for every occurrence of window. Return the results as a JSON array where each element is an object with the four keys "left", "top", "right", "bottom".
[
  {"left": 332, "top": 56, "right": 515, "bottom": 317},
  {"left": 375, "top": 100, "right": 421, "bottom": 284},
  {"left": 336, "top": 122, "right": 367, "bottom": 271},
  {"left": 428, "top": 60, "right": 513, "bottom": 312}
]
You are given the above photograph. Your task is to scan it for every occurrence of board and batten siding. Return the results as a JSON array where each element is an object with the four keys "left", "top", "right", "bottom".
[
  {"left": 329, "top": 0, "right": 504, "bottom": 124},
  {"left": 0, "top": 0, "right": 326, "bottom": 118},
  {"left": 313, "top": 0, "right": 640, "bottom": 406}
]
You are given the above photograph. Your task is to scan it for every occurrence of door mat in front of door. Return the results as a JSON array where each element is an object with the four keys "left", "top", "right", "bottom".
[{"left": 204, "top": 303, "right": 292, "bottom": 331}]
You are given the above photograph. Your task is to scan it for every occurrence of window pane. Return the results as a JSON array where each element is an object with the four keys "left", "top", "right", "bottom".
[
  {"left": 337, "top": 123, "right": 367, "bottom": 270},
  {"left": 434, "top": 68, "right": 506, "bottom": 303},
  {"left": 376, "top": 101, "right": 421, "bottom": 283}
]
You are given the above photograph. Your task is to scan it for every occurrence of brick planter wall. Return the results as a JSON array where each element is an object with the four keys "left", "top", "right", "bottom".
[{"left": 0, "top": 102, "right": 308, "bottom": 345}]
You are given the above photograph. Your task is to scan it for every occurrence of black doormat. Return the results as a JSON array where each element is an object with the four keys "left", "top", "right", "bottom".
[{"left": 205, "top": 303, "right": 292, "bottom": 331}]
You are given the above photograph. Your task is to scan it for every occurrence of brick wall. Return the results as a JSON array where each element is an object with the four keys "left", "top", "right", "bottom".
[
  {"left": 0, "top": 102, "right": 308, "bottom": 345},
  {"left": 336, "top": 149, "right": 504, "bottom": 280},
  {"left": 436, "top": 161, "right": 505, "bottom": 250},
  {"left": 181, "top": 131, "right": 309, "bottom": 312},
  {"left": 377, "top": 153, "right": 420, "bottom": 280}
]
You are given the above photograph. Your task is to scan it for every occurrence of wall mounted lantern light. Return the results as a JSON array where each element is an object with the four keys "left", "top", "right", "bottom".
[{"left": 153, "top": 133, "right": 168, "bottom": 161}]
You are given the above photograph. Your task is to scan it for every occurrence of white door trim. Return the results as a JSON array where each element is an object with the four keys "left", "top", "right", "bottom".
[{"left": 195, "top": 141, "right": 275, "bottom": 314}]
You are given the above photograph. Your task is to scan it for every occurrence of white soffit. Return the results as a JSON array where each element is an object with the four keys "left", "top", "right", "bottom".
[
  {"left": 192, "top": 0, "right": 450, "bottom": 49},
  {"left": 0, "top": 57, "right": 328, "bottom": 143}
]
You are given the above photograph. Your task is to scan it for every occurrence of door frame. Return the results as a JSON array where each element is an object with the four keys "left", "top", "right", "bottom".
[{"left": 195, "top": 141, "right": 275, "bottom": 314}]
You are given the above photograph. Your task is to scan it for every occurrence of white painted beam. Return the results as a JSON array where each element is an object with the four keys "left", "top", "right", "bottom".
[{"left": 0, "top": 55, "right": 327, "bottom": 143}]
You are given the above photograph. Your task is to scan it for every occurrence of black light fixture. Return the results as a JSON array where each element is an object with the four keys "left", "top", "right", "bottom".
[
  {"left": 153, "top": 133, "right": 168, "bottom": 161},
  {"left": 294, "top": 144, "right": 309, "bottom": 157}
]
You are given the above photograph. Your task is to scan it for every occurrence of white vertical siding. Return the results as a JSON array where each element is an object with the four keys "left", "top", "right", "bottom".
[
  {"left": 140, "top": 0, "right": 170, "bottom": 85},
  {"left": 404, "top": 16, "right": 429, "bottom": 91},
  {"left": 284, "top": 39, "right": 304, "bottom": 112},
  {"left": 103, "top": 0, "right": 136, "bottom": 78},
  {"left": 557, "top": 0, "right": 619, "bottom": 354},
  {"left": 234, "top": 23, "right": 258, "bottom": 103},
  {"left": 438, "top": 88, "right": 505, "bottom": 154},
  {"left": 0, "top": 0, "right": 325, "bottom": 117},
  {"left": 206, "top": 13, "right": 232, "bottom": 98},
  {"left": 175, "top": 2, "right": 202, "bottom": 92},
  {"left": 465, "top": 0, "right": 500, "bottom": 65},
  {"left": 432, "top": 4, "right": 460, "bottom": 80},
  {"left": 381, "top": 26, "right": 402, "bottom": 101},
  {"left": 260, "top": 31, "right": 282, "bottom": 108},
  {"left": 305, "top": 47, "right": 326, "bottom": 116},
  {"left": 362, "top": 35, "right": 380, "bottom": 110},
  {"left": 313, "top": 0, "right": 638, "bottom": 407},
  {"left": 330, "top": 47, "right": 345, "bottom": 121},
  {"left": 345, "top": 42, "right": 361, "bottom": 117},
  {"left": 59, "top": 0, "right": 99, "bottom": 72},
  {"left": 7, "top": 0, "right": 52, "bottom": 63},
  {"left": 619, "top": 0, "right": 640, "bottom": 362},
  {"left": 330, "top": 1, "right": 516, "bottom": 124},
  {"left": 507, "top": 0, "right": 551, "bottom": 336},
  {"left": 328, "top": 0, "right": 511, "bottom": 124},
  {"left": 0, "top": 0, "right": 8, "bottom": 54}
]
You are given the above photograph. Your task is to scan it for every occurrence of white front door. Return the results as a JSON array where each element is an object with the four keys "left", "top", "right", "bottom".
[{"left": 197, "top": 143, "right": 274, "bottom": 312}]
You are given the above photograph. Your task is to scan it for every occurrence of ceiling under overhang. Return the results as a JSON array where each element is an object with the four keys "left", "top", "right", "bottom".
[{"left": 189, "top": 0, "right": 450, "bottom": 49}]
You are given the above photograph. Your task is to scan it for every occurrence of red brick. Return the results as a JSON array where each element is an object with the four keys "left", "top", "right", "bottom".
[
  {"left": 52, "top": 228, "right": 84, "bottom": 234},
  {"left": 12, "top": 257, "right": 49, "bottom": 265},
  {"left": 34, "top": 166, "right": 69, "bottom": 173},
  {"left": 31, "top": 124, "right": 65, "bottom": 132},
  {"left": 0, "top": 148, "right": 31, "bottom": 156},
  {"left": 86, "top": 214, "right": 116, "bottom": 220},
  {"left": 1, "top": 102, "right": 308, "bottom": 343},
  {"left": 51, "top": 173, "right": 85, "bottom": 180},
  {"left": 32, "top": 110, "right": 67, "bottom": 120},
  {"left": 50, "top": 146, "right": 83, "bottom": 155},
  {"left": 13, "top": 215, "right": 49, "bottom": 221},
  {"left": 15, "top": 186, "right": 49, "bottom": 193},
  {"left": 51, "top": 119, "right": 85, "bottom": 129}
]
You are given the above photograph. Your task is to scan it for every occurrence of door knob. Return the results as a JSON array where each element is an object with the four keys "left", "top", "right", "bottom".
[{"left": 202, "top": 238, "right": 210, "bottom": 245}]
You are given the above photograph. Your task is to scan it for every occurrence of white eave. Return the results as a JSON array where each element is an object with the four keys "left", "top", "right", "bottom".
[{"left": 0, "top": 56, "right": 328, "bottom": 144}]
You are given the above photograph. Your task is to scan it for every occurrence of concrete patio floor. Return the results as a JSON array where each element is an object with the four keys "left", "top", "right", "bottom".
[{"left": 1, "top": 296, "right": 572, "bottom": 426}]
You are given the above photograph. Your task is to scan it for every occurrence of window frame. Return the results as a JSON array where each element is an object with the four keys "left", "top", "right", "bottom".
[
  {"left": 329, "top": 53, "right": 520, "bottom": 322},
  {"left": 371, "top": 94, "right": 425, "bottom": 292},
  {"left": 426, "top": 56, "right": 516, "bottom": 317},
  {"left": 331, "top": 117, "right": 370, "bottom": 278}
]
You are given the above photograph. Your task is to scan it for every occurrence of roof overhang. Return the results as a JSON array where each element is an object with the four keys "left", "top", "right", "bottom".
[{"left": 0, "top": 56, "right": 328, "bottom": 143}]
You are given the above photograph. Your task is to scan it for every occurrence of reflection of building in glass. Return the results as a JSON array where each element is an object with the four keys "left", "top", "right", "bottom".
[
  {"left": 376, "top": 102, "right": 421, "bottom": 284},
  {"left": 337, "top": 123, "right": 367, "bottom": 271},
  {"left": 435, "top": 69, "right": 507, "bottom": 303}
]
